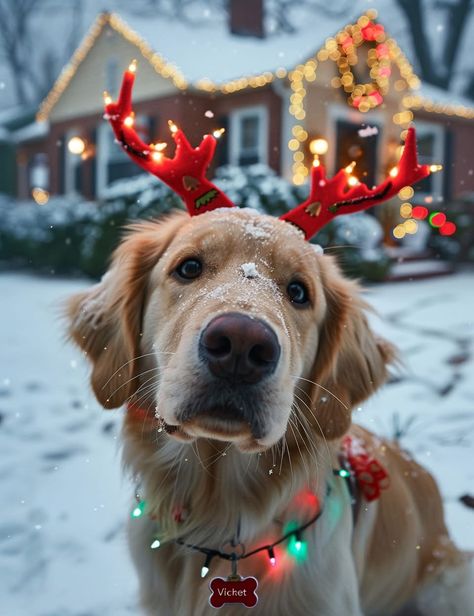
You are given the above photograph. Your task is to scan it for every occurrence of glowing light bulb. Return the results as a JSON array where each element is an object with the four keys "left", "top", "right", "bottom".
[
  {"left": 429, "top": 164, "right": 443, "bottom": 173},
  {"left": 347, "top": 175, "right": 359, "bottom": 187},
  {"left": 168, "top": 120, "right": 178, "bottom": 134},
  {"left": 337, "top": 468, "right": 351, "bottom": 478},
  {"left": 151, "top": 151, "right": 163, "bottom": 162},
  {"left": 313, "top": 156, "right": 320, "bottom": 167},
  {"left": 153, "top": 142, "right": 167, "bottom": 152},
  {"left": 131, "top": 500, "right": 146, "bottom": 519},
  {"left": 200, "top": 554, "right": 212, "bottom": 578},
  {"left": 389, "top": 166, "right": 399, "bottom": 178},
  {"left": 309, "top": 138, "right": 329, "bottom": 155},
  {"left": 344, "top": 161, "right": 356, "bottom": 174},
  {"left": 128, "top": 59, "right": 137, "bottom": 73},
  {"left": 268, "top": 547, "right": 276, "bottom": 566},
  {"left": 68, "top": 136, "right": 86, "bottom": 155},
  {"left": 150, "top": 537, "right": 161, "bottom": 549},
  {"left": 212, "top": 128, "right": 225, "bottom": 139},
  {"left": 124, "top": 115, "right": 134, "bottom": 127},
  {"left": 103, "top": 90, "right": 112, "bottom": 105}
]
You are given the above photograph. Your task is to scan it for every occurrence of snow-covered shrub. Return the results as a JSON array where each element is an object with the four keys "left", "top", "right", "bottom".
[
  {"left": 0, "top": 165, "right": 391, "bottom": 280},
  {"left": 314, "top": 212, "right": 391, "bottom": 281}
]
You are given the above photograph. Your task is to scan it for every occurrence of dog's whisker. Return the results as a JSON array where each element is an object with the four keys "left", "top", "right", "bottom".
[
  {"left": 291, "top": 374, "right": 349, "bottom": 411},
  {"left": 290, "top": 405, "right": 322, "bottom": 481},
  {"left": 289, "top": 404, "right": 321, "bottom": 479},
  {"left": 103, "top": 365, "right": 160, "bottom": 402},
  {"left": 287, "top": 415, "right": 310, "bottom": 483},
  {"left": 292, "top": 390, "right": 332, "bottom": 469},
  {"left": 100, "top": 350, "right": 174, "bottom": 391}
]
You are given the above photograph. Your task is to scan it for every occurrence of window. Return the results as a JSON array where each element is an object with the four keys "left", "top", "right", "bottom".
[
  {"left": 29, "top": 153, "right": 49, "bottom": 190},
  {"left": 229, "top": 106, "right": 268, "bottom": 166},
  {"left": 96, "top": 115, "right": 152, "bottom": 196},
  {"left": 413, "top": 122, "right": 445, "bottom": 201}
]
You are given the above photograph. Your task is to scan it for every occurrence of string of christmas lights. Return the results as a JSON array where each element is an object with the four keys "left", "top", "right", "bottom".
[
  {"left": 130, "top": 469, "right": 356, "bottom": 579},
  {"left": 37, "top": 10, "right": 474, "bottom": 125}
]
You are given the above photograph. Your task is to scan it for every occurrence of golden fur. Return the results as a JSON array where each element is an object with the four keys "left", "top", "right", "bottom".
[{"left": 67, "top": 209, "right": 472, "bottom": 615}]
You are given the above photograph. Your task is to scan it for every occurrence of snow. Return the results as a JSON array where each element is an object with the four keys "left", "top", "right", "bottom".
[
  {"left": 417, "top": 83, "right": 474, "bottom": 111},
  {"left": 1, "top": 270, "right": 473, "bottom": 614},
  {"left": 241, "top": 262, "right": 259, "bottom": 278},
  {"left": 12, "top": 120, "right": 49, "bottom": 144}
]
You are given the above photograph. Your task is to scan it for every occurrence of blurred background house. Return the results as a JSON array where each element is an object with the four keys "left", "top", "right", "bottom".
[
  {"left": 1, "top": 4, "right": 474, "bottom": 614},
  {"left": 1, "top": 0, "right": 473, "bottom": 279}
]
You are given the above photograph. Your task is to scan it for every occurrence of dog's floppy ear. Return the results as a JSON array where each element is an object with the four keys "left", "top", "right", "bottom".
[
  {"left": 308, "top": 256, "right": 395, "bottom": 439},
  {"left": 66, "top": 213, "right": 186, "bottom": 409}
]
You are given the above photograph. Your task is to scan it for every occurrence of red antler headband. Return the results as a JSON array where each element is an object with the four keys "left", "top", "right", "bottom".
[{"left": 104, "top": 62, "right": 436, "bottom": 240}]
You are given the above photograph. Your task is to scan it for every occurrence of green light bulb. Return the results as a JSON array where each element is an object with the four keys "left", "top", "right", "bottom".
[{"left": 131, "top": 499, "right": 147, "bottom": 519}]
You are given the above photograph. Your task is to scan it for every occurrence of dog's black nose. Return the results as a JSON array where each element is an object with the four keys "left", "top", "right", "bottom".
[{"left": 199, "top": 313, "right": 280, "bottom": 384}]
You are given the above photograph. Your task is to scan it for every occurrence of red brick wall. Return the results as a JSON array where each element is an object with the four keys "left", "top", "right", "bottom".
[{"left": 43, "top": 86, "right": 282, "bottom": 197}]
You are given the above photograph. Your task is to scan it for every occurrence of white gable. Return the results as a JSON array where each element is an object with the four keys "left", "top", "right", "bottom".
[{"left": 49, "top": 22, "right": 178, "bottom": 123}]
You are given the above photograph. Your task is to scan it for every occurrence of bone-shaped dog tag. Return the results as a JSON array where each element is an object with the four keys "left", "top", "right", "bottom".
[
  {"left": 209, "top": 555, "right": 258, "bottom": 609},
  {"left": 209, "top": 575, "right": 258, "bottom": 609}
]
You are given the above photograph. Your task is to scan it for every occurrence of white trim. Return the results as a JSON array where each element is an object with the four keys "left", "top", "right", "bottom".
[
  {"left": 229, "top": 105, "right": 268, "bottom": 166},
  {"left": 412, "top": 120, "right": 445, "bottom": 200},
  {"left": 96, "top": 122, "right": 110, "bottom": 198},
  {"left": 64, "top": 128, "right": 81, "bottom": 195},
  {"left": 273, "top": 80, "right": 292, "bottom": 180},
  {"left": 327, "top": 104, "right": 384, "bottom": 178}
]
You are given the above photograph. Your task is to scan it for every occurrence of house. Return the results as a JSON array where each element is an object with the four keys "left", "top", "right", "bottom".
[{"left": 14, "top": 1, "right": 474, "bottom": 210}]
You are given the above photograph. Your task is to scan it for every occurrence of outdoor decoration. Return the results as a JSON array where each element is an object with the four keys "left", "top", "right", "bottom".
[
  {"left": 104, "top": 61, "right": 234, "bottom": 216},
  {"left": 104, "top": 63, "right": 434, "bottom": 242},
  {"left": 335, "top": 17, "right": 391, "bottom": 112},
  {"left": 129, "top": 392, "right": 390, "bottom": 582}
]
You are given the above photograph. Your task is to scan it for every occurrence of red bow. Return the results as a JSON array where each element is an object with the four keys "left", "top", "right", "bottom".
[{"left": 342, "top": 435, "right": 389, "bottom": 501}]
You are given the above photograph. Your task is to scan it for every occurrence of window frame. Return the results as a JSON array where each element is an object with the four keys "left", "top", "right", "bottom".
[
  {"left": 412, "top": 120, "right": 445, "bottom": 201},
  {"left": 229, "top": 105, "right": 268, "bottom": 166}
]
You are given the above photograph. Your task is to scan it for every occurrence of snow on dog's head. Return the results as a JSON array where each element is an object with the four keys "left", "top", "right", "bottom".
[{"left": 67, "top": 208, "right": 394, "bottom": 452}]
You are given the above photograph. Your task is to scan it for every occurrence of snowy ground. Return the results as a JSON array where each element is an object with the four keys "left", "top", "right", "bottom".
[{"left": 0, "top": 271, "right": 473, "bottom": 615}]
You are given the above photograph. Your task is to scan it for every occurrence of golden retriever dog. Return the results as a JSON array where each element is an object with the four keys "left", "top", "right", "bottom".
[{"left": 67, "top": 208, "right": 473, "bottom": 615}]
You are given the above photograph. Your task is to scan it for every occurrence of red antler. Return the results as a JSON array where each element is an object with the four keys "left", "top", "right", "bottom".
[
  {"left": 104, "top": 61, "right": 235, "bottom": 215},
  {"left": 280, "top": 127, "right": 433, "bottom": 240}
]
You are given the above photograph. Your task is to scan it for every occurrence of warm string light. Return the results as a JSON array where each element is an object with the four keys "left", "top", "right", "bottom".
[
  {"left": 168, "top": 120, "right": 178, "bottom": 134},
  {"left": 402, "top": 94, "right": 474, "bottom": 120},
  {"left": 212, "top": 128, "right": 226, "bottom": 139},
  {"left": 37, "top": 9, "right": 474, "bottom": 124},
  {"left": 333, "top": 14, "right": 390, "bottom": 112}
]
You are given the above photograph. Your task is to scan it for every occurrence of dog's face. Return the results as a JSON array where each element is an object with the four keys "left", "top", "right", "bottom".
[{"left": 68, "top": 209, "right": 393, "bottom": 453}]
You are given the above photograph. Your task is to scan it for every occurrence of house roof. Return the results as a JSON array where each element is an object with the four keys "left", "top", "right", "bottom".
[{"left": 37, "top": 7, "right": 474, "bottom": 122}]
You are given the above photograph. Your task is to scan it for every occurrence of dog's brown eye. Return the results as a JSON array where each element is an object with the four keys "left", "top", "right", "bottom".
[
  {"left": 175, "top": 258, "right": 202, "bottom": 280},
  {"left": 287, "top": 281, "right": 309, "bottom": 305}
]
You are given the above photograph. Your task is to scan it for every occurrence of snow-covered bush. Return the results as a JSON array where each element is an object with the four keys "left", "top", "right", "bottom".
[{"left": 0, "top": 165, "right": 391, "bottom": 280}]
